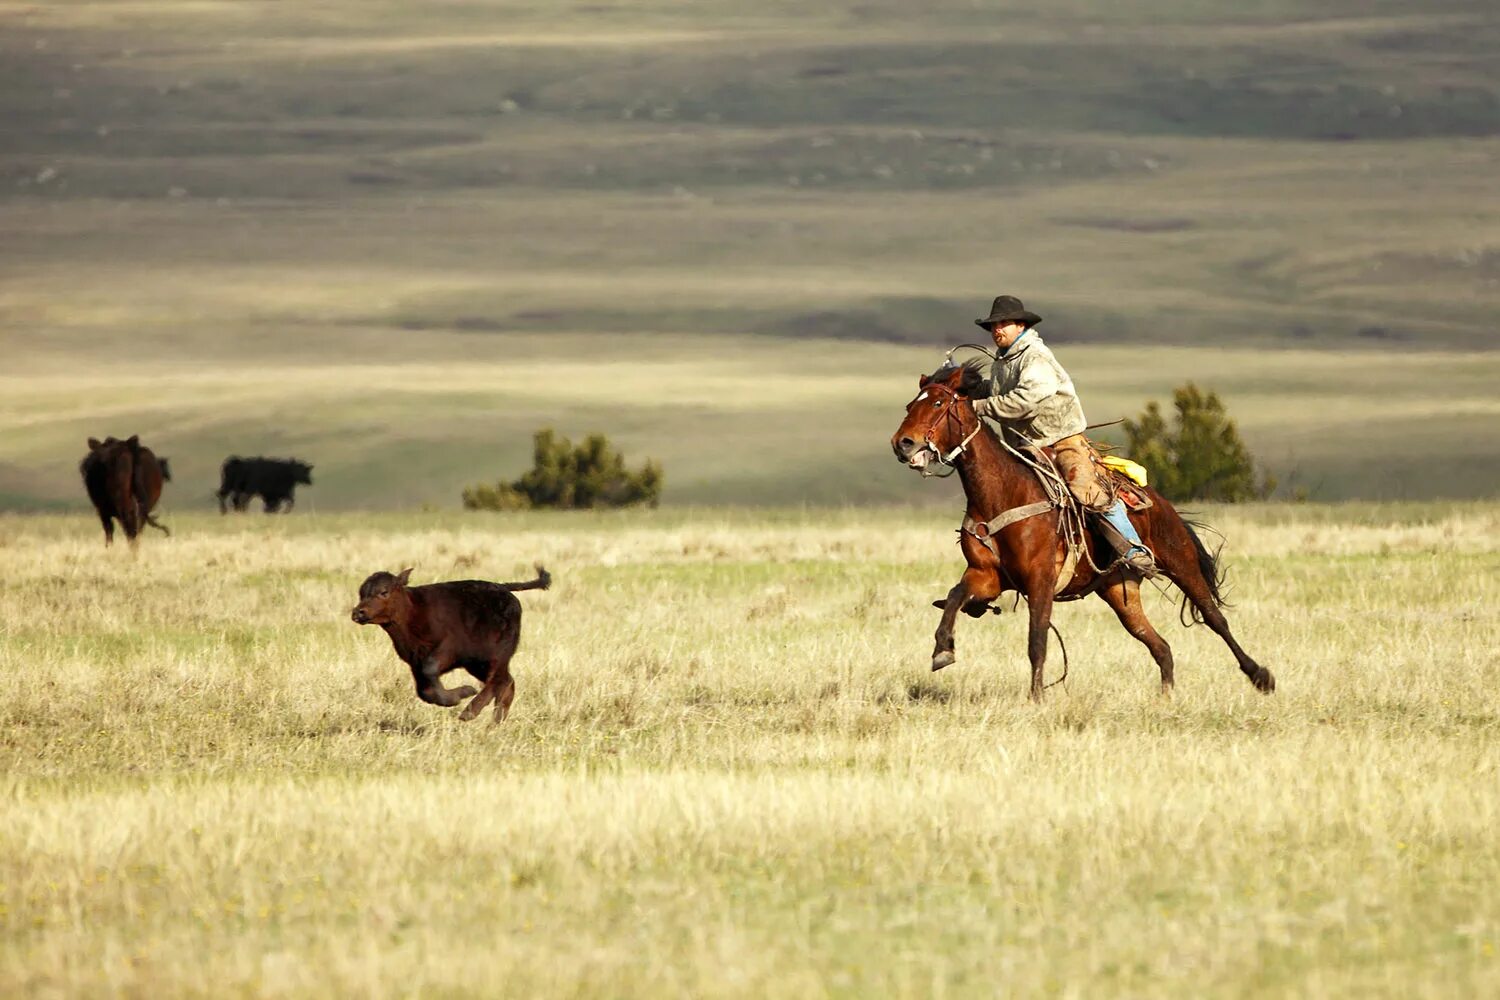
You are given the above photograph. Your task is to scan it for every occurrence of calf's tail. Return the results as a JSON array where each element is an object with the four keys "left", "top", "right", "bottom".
[{"left": 501, "top": 564, "right": 551, "bottom": 592}]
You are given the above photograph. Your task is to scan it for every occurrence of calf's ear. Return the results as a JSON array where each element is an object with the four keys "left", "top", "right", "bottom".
[{"left": 395, "top": 567, "right": 413, "bottom": 587}]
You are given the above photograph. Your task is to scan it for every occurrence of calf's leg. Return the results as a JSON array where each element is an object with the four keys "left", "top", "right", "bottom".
[
  {"left": 413, "top": 653, "right": 478, "bottom": 708},
  {"left": 460, "top": 633, "right": 520, "bottom": 723}
]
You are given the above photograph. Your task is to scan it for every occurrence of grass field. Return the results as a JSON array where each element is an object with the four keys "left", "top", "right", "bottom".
[
  {"left": 2, "top": 504, "right": 1498, "bottom": 996},
  {"left": 4, "top": 2, "right": 1499, "bottom": 996}
]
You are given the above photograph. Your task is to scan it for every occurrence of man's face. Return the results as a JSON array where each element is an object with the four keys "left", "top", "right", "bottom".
[{"left": 989, "top": 320, "right": 1027, "bottom": 350}]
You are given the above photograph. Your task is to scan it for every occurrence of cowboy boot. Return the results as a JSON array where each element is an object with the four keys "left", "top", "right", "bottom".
[{"left": 1097, "top": 500, "right": 1158, "bottom": 578}]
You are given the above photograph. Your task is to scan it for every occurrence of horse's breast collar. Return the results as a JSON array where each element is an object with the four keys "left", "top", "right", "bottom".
[{"left": 962, "top": 501, "right": 1056, "bottom": 545}]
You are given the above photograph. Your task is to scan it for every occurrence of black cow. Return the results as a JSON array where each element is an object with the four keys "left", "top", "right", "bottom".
[{"left": 217, "top": 456, "right": 314, "bottom": 513}]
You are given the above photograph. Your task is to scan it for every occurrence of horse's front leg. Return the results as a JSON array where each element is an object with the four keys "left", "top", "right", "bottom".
[
  {"left": 931, "top": 566, "right": 1002, "bottom": 672},
  {"left": 1026, "top": 585, "right": 1055, "bottom": 702}
]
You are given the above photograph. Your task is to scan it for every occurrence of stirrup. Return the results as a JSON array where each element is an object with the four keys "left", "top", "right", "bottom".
[
  {"left": 1123, "top": 548, "right": 1159, "bottom": 579},
  {"left": 1093, "top": 516, "right": 1159, "bottom": 579}
]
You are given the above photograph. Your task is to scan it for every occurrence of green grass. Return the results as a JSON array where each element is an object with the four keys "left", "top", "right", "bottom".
[
  {"left": 2, "top": 505, "right": 1498, "bottom": 996},
  {"left": 3, "top": 332, "right": 1497, "bottom": 509}
]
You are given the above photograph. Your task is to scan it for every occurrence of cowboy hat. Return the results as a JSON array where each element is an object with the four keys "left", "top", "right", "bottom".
[{"left": 974, "top": 295, "right": 1042, "bottom": 330}]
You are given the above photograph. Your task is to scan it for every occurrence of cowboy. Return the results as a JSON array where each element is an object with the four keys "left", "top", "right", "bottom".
[{"left": 969, "top": 295, "right": 1157, "bottom": 577}]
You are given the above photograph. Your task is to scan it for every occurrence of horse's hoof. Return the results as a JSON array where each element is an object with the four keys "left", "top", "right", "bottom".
[
  {"left": 1254, "top": 668, "right": 1276, "bottom": 694},
  {"left": 931, "top": 650, "right": 956, "bottom": 672}
]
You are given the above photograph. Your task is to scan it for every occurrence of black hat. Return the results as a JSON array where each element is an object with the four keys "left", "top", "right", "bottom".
[{"left": 974, "top": 295, "right": 1042, "bottom": 330}]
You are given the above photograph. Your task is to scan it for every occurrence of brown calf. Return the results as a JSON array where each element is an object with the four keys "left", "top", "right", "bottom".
[{"left": 351, "top": 564, "right": 550, "bottom": 722}]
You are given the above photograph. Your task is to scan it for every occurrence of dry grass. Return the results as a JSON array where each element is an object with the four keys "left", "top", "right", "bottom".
[{"left": 2, "top": 504, "right": 1498, "bottom": 996}]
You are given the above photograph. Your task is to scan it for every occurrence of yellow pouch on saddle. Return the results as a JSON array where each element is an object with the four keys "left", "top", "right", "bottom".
[{"left": 1100, "top": 455, "right": 1149, "bottom": 487}]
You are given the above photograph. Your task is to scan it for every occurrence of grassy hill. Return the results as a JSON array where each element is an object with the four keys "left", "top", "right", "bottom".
[
  {"left": 4, "top": 330, "right": 1499, "bottom": 509},
  {"left": 1, "top": 0, "right": 1497, "bottom": 508}
]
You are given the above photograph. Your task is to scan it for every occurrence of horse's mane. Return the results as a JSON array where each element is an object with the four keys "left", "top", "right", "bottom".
[{"left": 927, "top": 358, "right": 988, "bottom": 398}]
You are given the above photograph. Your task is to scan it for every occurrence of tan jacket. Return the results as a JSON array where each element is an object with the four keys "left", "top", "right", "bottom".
[{"left": 972, "top": 331, "right": 1087, "bottom": 446}]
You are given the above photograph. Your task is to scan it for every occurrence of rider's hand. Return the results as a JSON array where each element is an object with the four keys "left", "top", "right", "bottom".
[{"left": 971, "top": 397, "right": 995, "bottom": 419}]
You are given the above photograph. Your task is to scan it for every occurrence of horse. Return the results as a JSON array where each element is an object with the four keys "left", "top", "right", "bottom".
[
  {"left": 890, "top": 360, "right": 1275, "bottom": 700},
  {"left": 80, "top": 435, "right": 171, "bottom": 547}
]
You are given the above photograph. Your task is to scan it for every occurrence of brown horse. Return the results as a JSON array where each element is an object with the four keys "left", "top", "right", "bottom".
[
  {"left": 80, "top": 435, "right": 171, "bottom": 547},
  {"left": 891, "top": 361, "right": 1274, "bottom": 700}
]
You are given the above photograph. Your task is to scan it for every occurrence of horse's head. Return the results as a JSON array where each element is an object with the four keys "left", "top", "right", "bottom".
[{"left": 891, "top": 360, "right": 987, "bottom": 472}]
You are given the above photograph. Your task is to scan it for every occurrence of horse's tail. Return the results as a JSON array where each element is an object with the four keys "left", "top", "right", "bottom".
[{"left": 1179, "top": 518, "right": 1228, "bottom": 625}]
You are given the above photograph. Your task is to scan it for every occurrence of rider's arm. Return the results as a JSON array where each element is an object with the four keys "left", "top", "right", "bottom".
[{"left": 972, "top": 356, "right": 1061, "bottom": 420}]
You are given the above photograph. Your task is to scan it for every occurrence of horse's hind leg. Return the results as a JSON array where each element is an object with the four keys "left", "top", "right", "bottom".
[
  {"left": 145, "top": 514, "right": 170, "bottom": 536},
  {"left": 1097, "top": 574, "right": 1174, "bottom": 694},
  {"left": 1163, "top": 552, "right": 1275, "bottom": 694},
  {"left": 932, "top": 566, "right": 1000, "bottom": 671},
  {"left": 1199, "top": 599, "right": 1275, "bottom": 693}
]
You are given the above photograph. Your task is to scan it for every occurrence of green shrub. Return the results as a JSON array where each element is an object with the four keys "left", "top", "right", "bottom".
[
  {"left": 1122, "top": 384, "right": 1275, "bottom": 502},
  {"left": 463, "top": 429, "right": 663, "bottom": 510}
]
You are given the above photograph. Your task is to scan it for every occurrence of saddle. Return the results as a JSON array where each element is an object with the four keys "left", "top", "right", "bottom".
[{"left": 1012, "top": 439, "right": 1154, "bottom": 512}]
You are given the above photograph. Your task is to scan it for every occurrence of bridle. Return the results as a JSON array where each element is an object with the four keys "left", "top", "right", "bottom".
[{"left": 903, "top": 378, "right": 984, "bottom": 478}]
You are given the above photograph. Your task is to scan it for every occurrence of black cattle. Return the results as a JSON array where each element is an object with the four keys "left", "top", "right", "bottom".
[{"left": 217, "top": 456, "right": 314, "bottom": 513}]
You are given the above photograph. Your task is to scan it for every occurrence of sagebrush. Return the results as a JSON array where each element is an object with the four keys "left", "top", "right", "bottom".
[
  {"left": 464, "top": 429, "right": 663, "bottom": 510},
  {"left": 1123, "top": 383, "right": 1276, "bottom": 502}
]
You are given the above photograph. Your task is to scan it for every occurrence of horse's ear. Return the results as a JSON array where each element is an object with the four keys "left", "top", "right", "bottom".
[
  {"left": 125, "top": 435, "right": 139, "bottom": 449},
  {"left": 917, "top": 374, "right": 931, "bottom": 388},
  {"left": 395, "top": 567, "right": 413, "bottom": 588},
  {"left": 87, "top": 438, "right": 101, "bottom": 450}
]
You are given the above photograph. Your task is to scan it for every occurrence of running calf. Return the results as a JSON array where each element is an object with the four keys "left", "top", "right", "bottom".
[{"left": 351, "top": 564, "right": 550, "bottom": 722}]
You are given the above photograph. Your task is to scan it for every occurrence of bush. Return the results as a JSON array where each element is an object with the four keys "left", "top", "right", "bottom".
[
  {"left": 1122, "top": 384, "right": 1275, "bottom": 502},
  {"left": 463, "top": 429, "right": 663, "bottom": 510}
]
